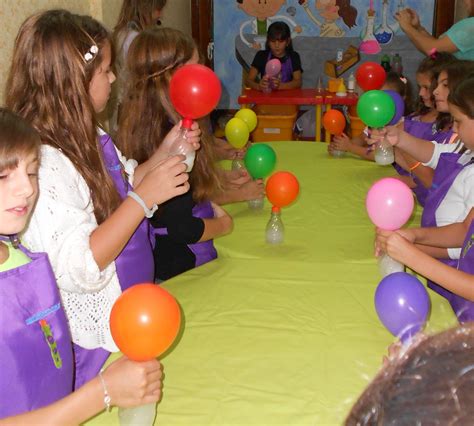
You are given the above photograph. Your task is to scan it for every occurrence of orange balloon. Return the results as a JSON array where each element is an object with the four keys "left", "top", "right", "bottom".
[
  {"left": 322, "top": 109, "right": 346, "bottom": 135},
  {"left": 266, "top": 171, "right": 300, "bottom": 208},
  {"left": 110, "top": 284, "right": 181, "bottom": 361}
]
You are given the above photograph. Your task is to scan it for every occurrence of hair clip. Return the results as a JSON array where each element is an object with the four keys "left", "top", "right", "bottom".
[
  {"left": 84, "top": 44, "right": 99, "bottom": 63},
  {"left": 399, "top": 76, "right": 407, "bottom": 84},
  {"left": 429, "top": 47, "right": 437, "bottom": 59}
]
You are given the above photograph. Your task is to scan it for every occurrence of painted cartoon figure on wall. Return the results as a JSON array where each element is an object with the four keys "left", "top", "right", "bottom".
[
  {"left": 299, "top": 0, "right": 358, "bottom": 37},
  {"left": 237, "top": 0, "right": 303, "bottom": 49}
]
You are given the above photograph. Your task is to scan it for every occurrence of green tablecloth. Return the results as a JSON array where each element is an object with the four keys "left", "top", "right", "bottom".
[{"left": 88, "top": 142, "right": 457, "bottom": 426}]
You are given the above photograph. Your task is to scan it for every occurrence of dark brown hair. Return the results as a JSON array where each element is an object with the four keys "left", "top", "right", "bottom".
[
  {"left": 449, "top": 73, "right": 474, "bottom": 119},
  {"left": 113, "top": 0, "right": 167, "bottom": 38},
  {"left": 117, "top": 27, "right": 221, "bottom": 202},
  {"left": 0, "top": 108, "right": 40, "bottom": 173},
  {"left": 346, "top": 323, "right": 474, "bottom": 425},
  {"left": 384, "top": 71, "right": 414, "bottom": 116},
  {"left": 5, "top": 10, "right": 121, "bottom": 224}
]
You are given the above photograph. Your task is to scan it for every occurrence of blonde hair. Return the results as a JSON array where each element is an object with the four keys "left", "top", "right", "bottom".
[
  {"left": 5, "top": 10, "right": 121, "bottom": 224},
  {"left": 117, "top": 27, "right": 221, "bottom": 202}
]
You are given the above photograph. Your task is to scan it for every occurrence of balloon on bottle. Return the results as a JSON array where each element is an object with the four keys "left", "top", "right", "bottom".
[
  {"left": 266, "top": 171, "right": 300, "bottom": 208},
  {"left": 244, "top": 143, "right": 277, "bottom": 179},
  {"left": 384, "top": 90, "right": 405, "bottom": 125},
  {"left": 355, "top": 62, "right": 386, "bottom": 91},
  {"left": 225, "top": 117, "right": 250, "bottom": 149},
  {"left": 265, "top": 58, "right": 282, "bottom": 77},
  {"left": 357, "top": 90, "right": 396, "bottom": 128},
  {"left": 235, "top": 108, "right": 258, "bottom": 133},
  {"left": 322, "top": 109, "right": 346, "bottom": 135},
  {"left": 110, "top": 284, "right": 181, "bottom": 361},
  {"left": 169, "top": 64, "right": 221, "bottom": 129},
  {"left": 375, "top": 272, "right": 430, "bottom": 343},
  {"left": 366, "top": 177, "right": 414, "bottom": 230}
]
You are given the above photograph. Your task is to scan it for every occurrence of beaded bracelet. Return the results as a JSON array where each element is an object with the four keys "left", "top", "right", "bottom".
[
  {"left": 409, "top": 161, "right": 421, "bottom": 171},
  {"left": 98, "top": 368, "right": 112, "bottom": 411}
]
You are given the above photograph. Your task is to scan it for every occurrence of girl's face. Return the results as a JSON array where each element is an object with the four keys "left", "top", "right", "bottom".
[
  {"left": 416, "top": 72, "right": 433, "bottom": 108},
  {"left": 0, "top": 151, "right": 39, "bottom": 235},
  {"left": 433, "top": 70, "right": 450, "bottom": 113},
  {"left": 316, "top": 0, "right": 340, "bottom": 21},
  {"left": 268, "top": 37, "right": 289, "bottom": 58},
  {"left": 89, "top": 42, "right": 116, "bottom": 114},
  {"left": 450, "top": 103, "right": 474, "bottom": 148}
]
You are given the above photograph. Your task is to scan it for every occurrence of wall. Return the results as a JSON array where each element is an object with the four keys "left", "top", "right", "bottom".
[{"left": 0, "top": 0, "right": 191, "bottom": 103}]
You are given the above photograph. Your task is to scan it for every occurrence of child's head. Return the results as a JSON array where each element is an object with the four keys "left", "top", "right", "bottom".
[
  {"left": 114, "top": 0, "right": 167, "bottom": 34},
  {"left": 266, "top": 21, "right": 293, "bottom": 56},
  {"left": 5, "top": 10, "right": 121, "bottom": 224},
  {"left": 448, "top": 74, "right": 474, "bottom": 148},
  {"left": 117, "top": 27, "right": 220, "bottom": 202},
  {"left": 382, "top": 71, "right": 414, "bottom": 116},
  {"left": 0, "top": 109, "right": 40, "bottom": 236},
  {"left": 345, "top": 323, "right": 474, "bottom": 425}
]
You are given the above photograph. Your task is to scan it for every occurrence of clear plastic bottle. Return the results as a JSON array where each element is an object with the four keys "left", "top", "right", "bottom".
[
  {"left": 347, "top": 72, "right": 356, "bottom": 93},
  {"left": 248, "top": 197, "right": 264, "bottom": 210},
  {"left": 392, "top": 53, "right": 403, "bottom": 76},
  {"left": 378, "top": 253, "right": 404, "bottom": 277},
  {"left": 231, "top": 158, "right": 246, "bottom": 172},
  {"left": 118, "top": 403, "right": 156, "bottom": 426},
  {"left": 168, "top": 118, "right": 196, "bottom": 172},
  {"left": 374, "top": 137, "right": 395, "bottom": 165},
  {"left": 380, "top": 54, "right": 391, "bottom": 72},
  {"left": 265, "top": 206, "right": 284, "bottom": 244}
]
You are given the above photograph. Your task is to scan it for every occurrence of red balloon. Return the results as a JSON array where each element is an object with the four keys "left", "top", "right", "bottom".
[
  {"left": 355, "top": 62, "right": 386, "bottom": 91},
  {"left": 322, "top": 109, "right": 346, "bottom": 135},
  {"left": 266, "top": 171, "right": 300, "bottom": 208},
  {"left": 110, "top": 284, "right": 181, "bottom": 361},
  {"left": 169, "top": 64, "right": 221, "bottom": 120}
]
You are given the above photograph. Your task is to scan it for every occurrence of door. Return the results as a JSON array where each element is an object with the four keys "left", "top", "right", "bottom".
[{"left": 191, "top": 0, "right": 214, "bottom": 68}]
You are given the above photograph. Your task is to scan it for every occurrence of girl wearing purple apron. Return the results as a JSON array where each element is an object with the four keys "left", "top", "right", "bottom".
[
  {"left": 7, "top": 13, "right": 196, "bottom": 391},
  {"left": 0, "top": 107, "right": 162, "bottom": 423}
]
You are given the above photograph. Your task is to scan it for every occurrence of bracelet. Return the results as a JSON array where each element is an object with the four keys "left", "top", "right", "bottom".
[
  {"left": 127, "top": 191, "right": 158, "bottom": 218},
  {"left": 98, "top": 368, "right": 112, "bottom": 411},
  {"left": 409, "top": 161, "right": 421, "bottom": 171}
]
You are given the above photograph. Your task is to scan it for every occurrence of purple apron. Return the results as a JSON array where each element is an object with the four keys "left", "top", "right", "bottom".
[
  {"left": 454, "top": 219, "right": 474, "bottom": 322},
  {"left": 0, "top": 242, "right": 74, "bottom": 418},
  {"left": 73, "top": 134, "right": 155, "bottom": 390},
  {"left": 393, "top": 116, "right": 453, "bottom": 206},
  {"left": 421, "top": 152, "right": 473, "bottom": 301},
  {"left": 266, "top": 51, "right": 293, "bottom": 83},
  {"left": 154, "top": 200, "right": 217, "bottom": 269}
]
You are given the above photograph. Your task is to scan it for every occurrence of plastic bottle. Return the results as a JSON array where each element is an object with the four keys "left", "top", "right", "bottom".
[
  {"left": 248, "top": 197, "right": 264, "bottom": 210},
  {"left": 380, "top": 54, "right": 391, "bottom": 72},
  {"left": 266, "top": 206, "right": 284, "bottom": 244},
  {"left": 168, "top": 118, "right": 196, "bottom": 172},
  {"left": 378, "top": 253, "right": 404, "bottom": 277},
  {"left": 231, "top": 158, "right": 246, "bottom": 172},
  {"left": 374, "top": 137, "right": 395, "bottom": 165},
  {"left": 118, "top": 403, "right": 156, "bottom": 426},
  {"left": 392, "top": 53, "right": 403, "bottom": 76},
  {"left": 347, "top": 72, "right": 356, "bottom": 93}
]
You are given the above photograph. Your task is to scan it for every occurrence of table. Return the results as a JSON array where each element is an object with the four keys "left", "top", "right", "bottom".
[
  {"left": 88, "top": 143, "right": 456, "bottom": 426},
  {"left": 238, "top": 88, "right": 358, "bottom": 142}
]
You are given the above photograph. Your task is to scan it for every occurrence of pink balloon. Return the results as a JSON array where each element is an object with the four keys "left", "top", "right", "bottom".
[
  {"left": 366, "top": 178, "right": 414, "bottom": 230},
  {"left": 265, "top": 59, "right": 282, "bottom": 77}
]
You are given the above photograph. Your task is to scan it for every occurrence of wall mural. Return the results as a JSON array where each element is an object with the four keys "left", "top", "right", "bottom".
[{"left": 214, "top": 0, "right": 436, "bottom": 109}]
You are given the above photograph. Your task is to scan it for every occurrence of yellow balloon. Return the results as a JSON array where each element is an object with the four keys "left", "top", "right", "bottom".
[
  {"left": 225, "top": 117, "right": 249, "bottom": 149},
  {"left": 235, "top": 108, "right": 258, "bottom": 132}
]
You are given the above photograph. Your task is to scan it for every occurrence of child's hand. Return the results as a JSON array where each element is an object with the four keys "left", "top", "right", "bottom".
[
  {"left": 259, "top": 76, "right": 270, "bottom": 92},
  {"left": 102, "top": 356, "right": 162, "bottom": 408},
  {"left": 366, "top": 125, "right": 400, "bottom": 147},
  {"left": 136, "top": 155, "right": 190, "bottom": 206},
  {"left": 225, "top": 169, "right": 251, "bottom": 187},
  {"left": 239, "top": 178, "right": 265, "bottom": 201},
  {"left": 271, "top": 76, "right": 281, "bottom": 90},
  {"left": 161, "top": 121, "right": 201, "bottom": 156},
  {"left": 331, "top": 133, "right": 351, "bottom": 152},
  {"left": 214, "top": 137, "right": 247, "bottom": 160},
  {"left": 375, "top": 228, "right": 414, "bottom": 261}
]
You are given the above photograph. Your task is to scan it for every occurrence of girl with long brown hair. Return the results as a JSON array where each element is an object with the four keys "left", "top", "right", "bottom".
[
  {"left": 117, "top": 27, "right": 234, "bottom": 281},
  {"left": 5, "top": 9, "right": 199, "bottom": 388}
]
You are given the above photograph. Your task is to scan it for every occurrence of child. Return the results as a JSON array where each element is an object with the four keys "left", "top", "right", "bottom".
[
  {"left": 0, "top": 108, "right": 162, "bottom": 422},
  {"left": 117, "top": 27, "right": 233, "bottom": 281},
  {"left": 346, "top": 323, "right": 474, "bottom": 425},
  {"left": 371, "top": 73, "right": 474, "bottom": 317},
  {"left": 246, "top": 21, "right": 303, "bottom": 91},
  {"left": 111, "top": 0, "right": 167, "bottom": 133},
  {"left": 5, "top": 10, "right": 199, "bottom": 388}
]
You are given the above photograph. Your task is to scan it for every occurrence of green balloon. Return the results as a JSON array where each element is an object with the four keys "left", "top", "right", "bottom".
[
  {"left": 356, "top": 90, "right": 396, "bottom": 128},
  {"left": 244, "top": 143, "right": 277, "bottom": 179}
]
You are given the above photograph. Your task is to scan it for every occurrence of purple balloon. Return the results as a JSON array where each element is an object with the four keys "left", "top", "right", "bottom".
[
  {"left": 384, "top": 90, "right": 405, "bottom": 125},
  {"left": 375, "top": 272, "right": 430, "bottom": 343}
]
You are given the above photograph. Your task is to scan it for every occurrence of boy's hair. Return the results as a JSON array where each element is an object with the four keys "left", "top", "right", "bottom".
[
  {"left": 0, "top": 108, "right": 40, "bottom": 173},
  {"left": 266, "top": 21, "right": 293, "bottom": 52},
  {"left": 117, "top": 27, "right": 221, "bottom": 202},
  {"left": 384, "top": 71, "right": 414, "bottom": 116},
  {"left": 5, "top": 9, "right": 121, "bottom": 224},
  {"left": 336, "top": 0, "right": 358, "bottom": 28},
  {"left": 346, "top": 323, "right": 474, "bottom": 425},
  {"left": 113, "top": 0, "right": 167, "bottom": 38},
  {"left": 449, "top": 73, "right": 474, "bottom": 119}
]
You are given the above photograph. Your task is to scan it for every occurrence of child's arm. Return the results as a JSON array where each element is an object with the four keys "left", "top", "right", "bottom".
[
  {"left": 329, "top": 133, "right": 375, "bottom": 161},
  {"left": 211, "top": 173, "right": 265, "bottom": 205},
  {"left": 246, "top": 66, "right": 269, "bottom": 91},
  {"left": 376, "top": 231, "right": 474, "bottom": 301},
  {"left": 275, "top": 70, "right": 303, "bottom": 90},
  {"left": 213, "top": 137, "right": 247, "bottom": 160},
  {"left": 0, "top": 357, "right": 162, "bottom": 426},
  {"left": 199, "top": 203, "right": 233, "bottom": 241},
  {"left": 395, "top": 150, "right": 434, "bottom": 188}
]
